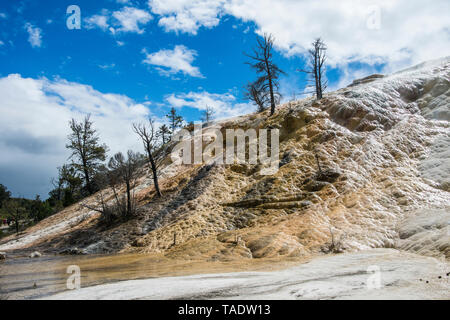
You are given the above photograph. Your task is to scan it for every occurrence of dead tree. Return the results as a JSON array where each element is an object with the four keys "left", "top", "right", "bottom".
[
  {"left": 315, "top": 153, "right": 322, "bottom": 174},
  {"left": 133, "top": 119, "right": 162, "bottom": 198},
  {"left": 299, "top": 38, "right": 328, "bottom": 100},
  {"left": 107, "top": 151, "right": 140, "bottom": 217},
  {"left": 201, "top": 105, "right": 215, "bottom": 125},
  {"left": 245, "top": 33, "right": 285, "bottom": 116},
  {"left": 245, "top": 81, "right": 270, "bottom": 113}
]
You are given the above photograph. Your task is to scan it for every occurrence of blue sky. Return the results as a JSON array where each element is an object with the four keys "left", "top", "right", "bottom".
[
  {"left": 0, "top": 0, "right": 449, "bottom": 198},
  {"left": 0, "top": 0, "right": 318, "bottom": 123}
]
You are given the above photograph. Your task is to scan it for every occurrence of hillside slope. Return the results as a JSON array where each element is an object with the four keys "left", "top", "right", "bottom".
[{"left": 1, "top": 57, "right": 449, "bottom": 262}]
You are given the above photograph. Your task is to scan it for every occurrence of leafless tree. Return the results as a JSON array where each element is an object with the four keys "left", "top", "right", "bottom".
[
  {"left": 245, "top": 33, "right": 285, "bottom": 116},
  {"left": 133, "top": 119, "right": 162, "bottom": 198},
  {"left": 201, "top": 105, "right": 215, "bottom": 125},
  {"left": 299, "top": 38, "right": 328, "bottom": 100},
  {"left": 81, "top": 170, "right": 116, "bottom": 224},
  {"left": 245, "top": 81, "right": 270, "bottom": 113},
  {"left": 107, "top": 151, "right": 140, "bottom": 217}
]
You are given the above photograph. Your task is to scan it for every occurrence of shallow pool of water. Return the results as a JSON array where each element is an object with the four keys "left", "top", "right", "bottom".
[{"left": 0, "top": 252, "right": 303, "bottom": 299}]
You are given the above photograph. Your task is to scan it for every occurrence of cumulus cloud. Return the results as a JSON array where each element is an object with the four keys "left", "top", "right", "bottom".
[
  {"left": 112, "top": 6, "right": 153, "bottom": 33},
  {"left": 142, "top": 45, "right": 203, "bottom": 78},
  {"left": 24, "top": 23, "right": 42, "bottom": 48},
  {"left": 149, "top": 0, "right": 450, "bottom": 71},
  {"left": 148, "top": 0, "right": 225, "bottom": 35},
  {"left": 85, "top": 12, "right": 110, "bottom": 31},
  {"left": 85, "top": 7, "right": 152, "bottom": 34},
  {"left": 166, "top": 90, "right": 252, "bottom": 119},
  {"left": 0, "top": 74, "right": 151, "bottom": 197}
]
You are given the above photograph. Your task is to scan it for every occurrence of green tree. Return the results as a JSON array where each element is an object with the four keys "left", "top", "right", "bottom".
[
  {"left": 29, "top": 195, "right": 53, "bottom": 222},
  {"left": 3, "top": 199, "right": 26, "bottom": 234},
  {"left": 66, "top": 115, "right": 108, "bottom": 195},
  {"left": 166, "top": 108, "right": 184, "bottom": 136},
  {"left": 0, "top": 184, "right": 11, "bottom": 208},
  {"left": 157, "top": 124, "right": 171, "bottom": 144},
  {"left": 60, "top": 164, "right": 83, "bottom": 206}
]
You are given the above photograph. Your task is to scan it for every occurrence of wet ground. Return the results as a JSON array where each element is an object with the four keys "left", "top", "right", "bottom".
[
  {"left": 44, "top": 249, "right": 450, "bottom": 300},
  {"left": 0, "top": 251, "right": 303, "bottom": 299}
]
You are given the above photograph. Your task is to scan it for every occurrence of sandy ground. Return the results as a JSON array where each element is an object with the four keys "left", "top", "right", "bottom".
[{"left": 43, "top": 249, "right": 449, "bottom": 300}]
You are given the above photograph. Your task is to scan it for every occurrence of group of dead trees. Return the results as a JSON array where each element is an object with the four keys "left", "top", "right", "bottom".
[
  {"left": 72, "top": 112, "right": 184, "bottom": 225},
  {"left": 245, "top": 34, "right": 328, "bottom": 115},
  {"left": 70, "top": 104, "right": 192, "bottom": 226}
]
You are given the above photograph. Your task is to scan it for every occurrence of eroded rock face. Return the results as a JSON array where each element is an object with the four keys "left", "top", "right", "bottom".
[
  {"left": 348, "top": 74, "right": 385, "bottom": 87},
  {"left": 0, "top": 252, "right": 6, "bottom": 260},
  {"left": 1, "top": 58, "right": 449, "bottom": 262},
  {"left": 397, "top": 209, "right": 450, "bottom": 259}
]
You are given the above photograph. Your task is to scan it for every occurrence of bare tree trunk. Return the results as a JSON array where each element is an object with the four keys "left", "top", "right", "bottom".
[
  {"left": 14, "top": 217, "right": 19, "bottom": 234},
  {"left": 126, "top": 181, "right": 131, "bottom": 216},
  {"left": 147, "top": 147, "right": 162, "bottom": 198},
  {"left": 265, "top": 57, "right": 276, "bottom": 116},
  {"left": 315, "top": 153, "right": 322, "bottom": 174},
  {"left": 268, "top": 76, "right": 276, "bottom": 116},
  {"left": 83, "top": 164, "right": 92, "bottom": 194}
]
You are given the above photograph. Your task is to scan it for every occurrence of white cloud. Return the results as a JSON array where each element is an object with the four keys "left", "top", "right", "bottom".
[
  {"left": 0, "top": 74, "right": 151, "bottom": 197},
  {"left": 24, "top": 23, "right": 42, "bottom": 48},
  {"left": 112, "top": 6, "right": 153, "bottom": 34},
  {"left": 85, "top": 13, "right": 110, "bottom": 31},
  {"left": 142, "top": 45, "right": 203, "bottom": 78},
  {"left": 0, "top": 12, "right": 7, "bottom": 19},
  {"left": 148, "top": 0, "right": 225, "bottom": 35},
  {"left": 149, "top": 0, "right": 450, "bottom": 71},
  {"left": 98, "top": 63, "right": 116, "bottom": 70},
  {"left": 0, "top": 40, "right": 4, "bottom": 46},
  {"left": 166, "top": 90, "right": 252, "bottom": 119},
  {"left": 85, "top": 7, "right": 152, "bottom": 34}
]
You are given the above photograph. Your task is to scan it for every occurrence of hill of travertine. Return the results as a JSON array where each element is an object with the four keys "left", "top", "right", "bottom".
[{"left": 1, "top": 57, "right": 449, "bottom": 264}]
